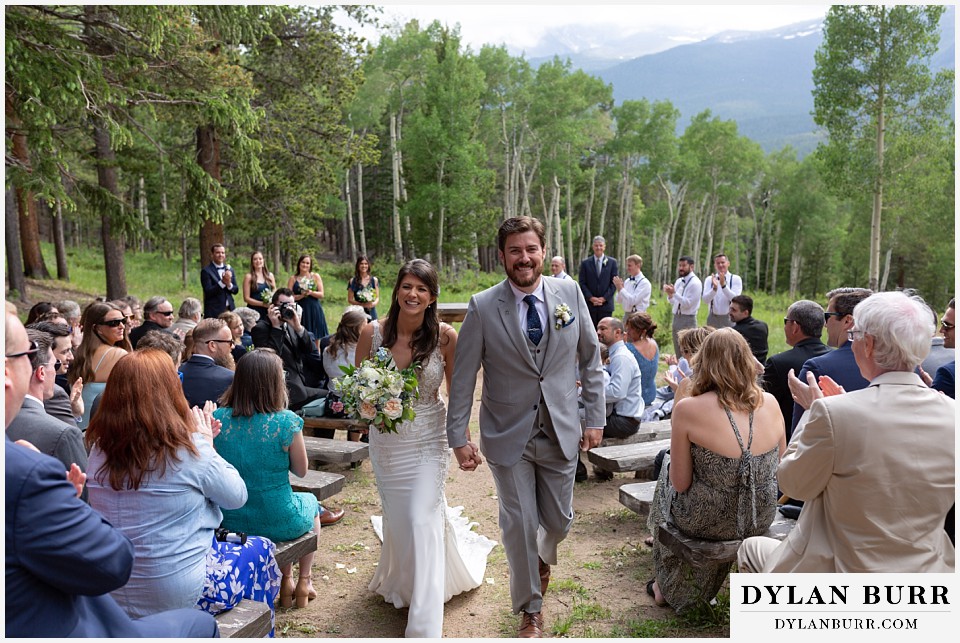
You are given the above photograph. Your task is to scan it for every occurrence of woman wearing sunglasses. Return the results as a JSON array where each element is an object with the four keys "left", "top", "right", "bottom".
[{"left": 69, "top": 302, "right": 132, "bottom": 430}]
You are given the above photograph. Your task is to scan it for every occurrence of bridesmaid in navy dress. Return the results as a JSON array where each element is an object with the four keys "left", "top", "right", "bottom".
[
  {"left": 241, "top": 251, "right": 276, "bottom": 321},
  {"left": 287, "top": 254, "right": 328, "bottom": 345},
  {"left": 346, "top": 255, "right": 380, "bottom": 320}
]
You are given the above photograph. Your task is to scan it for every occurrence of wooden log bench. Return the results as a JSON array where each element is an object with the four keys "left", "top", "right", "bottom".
[
  {"left": 215, "top": 530, "right": 318, "bottom": 637},
  {"left": 438, "top": 302, "right": 468, "bottom": 323},
  {"left": 290, "top": 469, "right": 345, "bottom": 501},
  {"left": 587, "top": 437, "right": 671, "bottom": 479},
  {"left": 599, "top": 419, "right": 672, "bottom": 448},
  {"left": 303, "top": 435, "right": 369, "bottom": 467},
  {"left": 618, "top": 481, "right": 797, "bottom": 568},
  {"left": 301, "top": 416, "right": 369, "bottom": 437}
]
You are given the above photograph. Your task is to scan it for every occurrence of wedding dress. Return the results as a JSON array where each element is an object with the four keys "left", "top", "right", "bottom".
[{"left": 369, "top": 321, "right": 497, "bottom": 637}]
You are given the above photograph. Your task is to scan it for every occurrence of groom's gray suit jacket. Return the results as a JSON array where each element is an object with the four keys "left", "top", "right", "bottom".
[{"left": 447, "top": 277, "right": 606, "bottom": 466}]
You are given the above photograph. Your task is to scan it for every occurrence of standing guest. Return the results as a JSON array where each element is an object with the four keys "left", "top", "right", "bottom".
[
  {"left": 213, "top": 349, "right": 323, "bottom": 609},
  {"left": 663, "top": 256, "right": 702, "bottom": 358},
  {"left": 219, "top": 311, "right": 249, "bottom": 363},
  {"left": 738, "top": 291, "right": 954, "bottom": 573},
  {"left": 56, "top": 299, "right": 83, "bottom": 350},
  {"left": 242, "top": 250, "right": 276, "bottom": 321},
  {"left": 5, "top": 311, "right": 221, "bottom": 638},
  {"left": 624, "top": 312, "right": 660, "bottom": 408},
  {"left": 7, "top": 329, "right": 88, "bottom": 499},
  {"left": 122, "top": 295, "right": 143, "bottom": 328},
  {"left": 201, "top": 243, "right": 238, "bottom": 318},
  {"left": 701, "top": 253, "right": 743, "bottom": 329},
  {"left": 930, "top": 298, "right": 955, "bottom": 399},
  {"left": 69, "top": 302, "right": 130, "bottom": 430},
  {"left": 27, "top": 320, "right": 83, "bottom": 428},
  {"left": 647, "top": 329, "right": 784, "bottom": 610},
  {"left": 357, "top": 259, "right": 496, "bottom": 637},
  {"left": 288, "top": 253, "right": 328, "bottom": 342},
  {"left": 447, "top": 217, "right": 605, "bottom": 638},
  {"left": 129, "top": 296, "right": 175, "bottom": 348},
  {"left": 761, "top": 300, "right": 830, "bottom": 431},
  {"left": 790, "top": 287, "right": 873, "bottom": 437},
  {"left": 549, "top": 256, "right": 570, "bottom": 280},
  {"left": 578, "top": 235, "right": 618, "bottom": 328},
  {"left": 180, "top": 318, "right": 236, "bottom": 408},
  {"left": 613, "top": 254, "right": 652, "bottom": 318},
  {"left": 347, "top": 254, "right": 381, "bottom": 320},
  {"left": 170, "top": 297, "right": 203, "bottom": 337},
  {"left": 729, "top": 295, "right": 769, "bottom": 363},
  {"left": 233, "top": 306, "right": 259, "bottom": 351},
  {"left": 25, "top": 301, "right": 58, "bottom": 325},
  {"left": 86, "top": 349, "right": 281, "bottom": 623}
]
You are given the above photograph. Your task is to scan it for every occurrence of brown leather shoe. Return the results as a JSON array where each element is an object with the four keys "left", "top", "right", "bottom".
[
  {"left": 319, "top": 507, "right": 345, "bottom": 526},
  {"left": 538, "top": 557, "right": 550, "bottom": 596},
  {"left": 518, "top": 611, "right": 544, "bottom": 638}
]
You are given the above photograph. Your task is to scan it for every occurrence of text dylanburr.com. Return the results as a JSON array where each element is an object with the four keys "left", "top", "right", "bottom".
[{"left": 731, "top": 574, "right": 958, "bottom": 639}]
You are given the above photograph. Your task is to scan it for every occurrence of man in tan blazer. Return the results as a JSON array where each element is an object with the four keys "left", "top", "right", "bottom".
[
  {"left": 738, "top": 291, "right": 955, "bottom": 572},
  {"left": 447, "top": 216, "right": 606, "bottom": 637}
]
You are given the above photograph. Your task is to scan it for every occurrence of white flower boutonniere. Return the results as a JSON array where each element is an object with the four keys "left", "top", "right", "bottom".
[
  {"left": 602, "top": 258, "right": 608, "bottom": 267},
  {"left": 554, "top": 303, "right": 575, "bottom": 330}
]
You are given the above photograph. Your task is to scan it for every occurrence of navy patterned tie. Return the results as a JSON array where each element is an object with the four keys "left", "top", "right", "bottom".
[{"left": 524, "top": 294, "right": 543, "bottom": 346}]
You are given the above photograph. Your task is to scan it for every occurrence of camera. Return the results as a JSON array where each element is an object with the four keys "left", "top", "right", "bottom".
[
  {"left": 215, "top": 527, "right": 247, "bottom": 545},
  {"left": 279, "top": 302, "right": 296, "bottom": 320}
]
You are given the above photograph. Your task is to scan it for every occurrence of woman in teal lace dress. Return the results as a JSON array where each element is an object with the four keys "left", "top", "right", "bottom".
[
  {"left": 213, "top": 349, "right": 321, "bottom": 609},
  {"left": 646, "top": 329, "right": 784, "bottom": 612}
]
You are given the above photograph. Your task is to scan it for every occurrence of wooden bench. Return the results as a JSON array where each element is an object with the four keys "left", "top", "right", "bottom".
[
  {"left": 302, "top": 416, "right": 369, "bottom": 437},
  {"left": 587, "top": 438, "right": 671, "bottom": 479},
  {"left": 303, "top": 435, "right": 369, "bottom": 467},
  {"left": 618, "top": 481, "right": 797, "bottom": 567},
  {"left": 438, "top": 302, "right": 468, "bottom": 323},
  {"left": 599, "top": 419, "right": 672, "bottom": 448},
  {"left": 290, "top": 469, "right": 345, "bottom": 501}
]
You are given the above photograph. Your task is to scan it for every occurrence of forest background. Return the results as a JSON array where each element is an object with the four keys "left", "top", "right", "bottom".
[{"left": 5, "top": 5, "right": 956, "bottom": 317}]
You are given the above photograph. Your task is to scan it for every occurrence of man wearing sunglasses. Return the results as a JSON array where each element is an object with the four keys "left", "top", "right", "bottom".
[
  {"left": 930, "top": 298, "right": 955, "bottom": 399},
  {"left": 7, "top": 329, "right": 88, "bottom": 500},
  {"left": 129, "top": 296, "right": 175, "bottom": 349},
  {"left": 179, "top": 318, "right": 236, "bottom": 409}
]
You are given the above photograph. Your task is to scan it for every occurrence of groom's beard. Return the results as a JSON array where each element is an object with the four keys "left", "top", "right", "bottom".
[{"left": 505, "top": 260, "right": 541, "bottom": 288}]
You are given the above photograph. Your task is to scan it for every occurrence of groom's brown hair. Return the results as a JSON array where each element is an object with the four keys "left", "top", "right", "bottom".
[{"left": 498, "top": 216, "right": 545, "bottom": 252}]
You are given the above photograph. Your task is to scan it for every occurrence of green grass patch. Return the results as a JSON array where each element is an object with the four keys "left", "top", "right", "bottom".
[
  {"left": 548, "top": 578, "right": 589, "bottom": 599},
  {"left": 581, "top": 561, "right": 602, "bottom": 570}
]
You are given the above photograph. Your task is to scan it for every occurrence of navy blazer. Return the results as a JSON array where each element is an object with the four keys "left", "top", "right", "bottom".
[
  {"left": 200, "top": 261, "right": 239, "bottom": 318},
  {"left": 790, "top": 342, "right": 869, "bottom": 437},
  {"left": 578, "top": 255, "right": 618, "bottom": 313},
  {"left": 763, "top": 337, "right": 831, "bottom": 435},
  {"left": 179, "top": 355, "right": 234, "bottom": 408},
  {"left": 4, "top": 438, "right": 218, "bottom": 637}
]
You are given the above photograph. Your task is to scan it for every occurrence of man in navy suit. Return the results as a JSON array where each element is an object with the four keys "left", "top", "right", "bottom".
[
  {"left": 201, "top": 243, "right": 239, "bottom": 318},
  {"left": 5, "top": 310, "right": 219, "bottom": 638},
  {"left": 179, "top": 318, "right": 235, "bottom": 408},
  {"left": 578, "top": 235, "right": 618, "bottom": 329}
]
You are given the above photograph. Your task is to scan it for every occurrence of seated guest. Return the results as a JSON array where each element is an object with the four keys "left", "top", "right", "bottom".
[
  {"left": 597, "top": 317, "right": 644, "bottom": 438},
  {"left": 213, "top": 349, "right": 323, "bottom": 609},
  {"left": 219, "top": 311, "right": 249, "bottom": 363},
  {"left": 129, "top": 296, "right": 175, "bottom": 348},
  {"left": 233, "top": 306, "right": 259, "bottom": 351},
  {"left": 624, "top": 312, "right": 660, "bottom": 408},
  {"left": 921, "top": 306, "right": 954, "bottom": 375},
  {"left": 323, "top": 308, "right": 368, "bottom": 442},
  {"left": 5, "top": 311, "right": 219, "bottom": 638},
  {"left": 25, "top": 301, "right": 58, "bottom": 325},
  {"left": 57, "top": 299, "right": 83, "bottom": 350},
  {"left": 648, "top": 329, "right": 784, "bottom": 611},
  {"left": 70, "top": 301, "right": 131, "bottom": 430},
  {"left": 738, "top": 291, "right": 955, "bottom": 572},
  {"left": 729, "top": 295, "right": 768, "bottom": 363},
  {"left": 179, "top": 318, "right": 235, "bottom": 408},
  {"left": 27, "top": 320, "right": 83, "bottom": 427},
  {"left": 85, "top": 349, "right": 280, "bottom": 621},
  {"left": 931, "top": 298, "right": 955, "bottom": 399},
  {"left": 761, "top": 300, "right": 830, "bottom": 432},
  {"left": 664, "top": 326, "right": 715, "bottom": 405},
  {"left": 170, "top": 297, "right": 203, "bottom": 337},
  {"left": 7, "top": 329, "right": 88, "bottom": 500}
]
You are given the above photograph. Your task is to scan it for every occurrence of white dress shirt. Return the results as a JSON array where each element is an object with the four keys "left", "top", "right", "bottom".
[
  {"left": 669, "top": 272, "right": 702, "bottom": 316},
  {"left": 701, "top": 271, "right": 743, "bottom": 315},
  {"left": 605, "top": 341, "right": 644, "bottom": 420},
  {"left": 616, "top": 272, "right": 651, "bottom": 314}
]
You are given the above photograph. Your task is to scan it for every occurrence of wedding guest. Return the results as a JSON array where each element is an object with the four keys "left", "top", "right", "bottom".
[
  {"left": 233, "top": 306, "right": 259, "bottom": 351},
  {"left": 170, "top": 297, "right": 203, "bottom": 336},
  {"left": 129, "top": 296, "right": 175, "bottom": 348},
  {"left": 201, "top": 243, "right": 238, "bottom": 318},
  {"left": 323, "top": 308, "right": 368, "bottom": 443},
  {"left": 85, "top": 349, "right": 281, "bottom": 623},
  {"left": 549, "top": 256, "right": 570, "bottom": 280},
  {"left": 122, "top": 295, "right": 143, "bottom": 328},
  {"left": 347, "top": 255, "right": 381, "bottom": 320},
  {"left": 242, "top": 250, "right": 276, "bottom": 321},
  {"left": 624, "top": 311, "right": 660, "bottom": 407},
  {"left": 27, "top": 320, "right": 83, "bottom": 428},
  {"left": 213, "top": 349, "right": 322, "bottom": 609},
  {"left": 26, "top": 301, "right": 58, "bottom": 325},
  {"left": 56, "top": 299, "right": 83, "bottom": 350},
  {"left": 219, "top": 311, "right": 249, "bottom": 363},
  {"left": 69, "top": 301, "right": 130, "bottom": 430},
  {"left": 648, "top": 329, "right": 784, "bottom": 610},
  {"left": 180, "top": 318, "right": 236, "bottom": 408},
  {"left": 664, "top": 326, "right": 715, "bottom": 405}
]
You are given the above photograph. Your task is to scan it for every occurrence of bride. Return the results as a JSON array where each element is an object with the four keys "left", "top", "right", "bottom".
[{"left": 355, "top": 258, "right": 496, "bottom": 638}]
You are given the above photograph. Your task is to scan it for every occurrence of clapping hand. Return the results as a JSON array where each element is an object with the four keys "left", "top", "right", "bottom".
[
  {"left": 70, "top": 376, "right": 84, "bottom": 418},
  {"left": 67, "top": 463, "right": 87, "bottom": 498}
]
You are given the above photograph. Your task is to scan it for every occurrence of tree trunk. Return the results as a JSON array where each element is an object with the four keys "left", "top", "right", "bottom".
[
  {"left": 436, "top": 161, "right": 446, "bottom": 268},
  {"left": 389, "top": 113, "right": 403, "bottom": 263},
  {"left": 196, "top": 124, "right": 223, "bottom": 262},
  {"left": 93, "top": 118, "right": 127, "bottom": 299},
  {"left": 565, "top": 181, "right": 573, "bottom": 275},
  {"left": 356, "top": 162, "right": 367, "bottom": 258},
  {"left": 344, "top": 169, "right": 357, "bottom": 262},
  {"left": 138, "top": 175, "right": 149, "bottom": 252},
  {"left": 6, "top": 88, "right": 49, "bottom": 279},
  {"left": 788, "top": 231, "right": 803, "bottom": 299},
  {"left": 879, "top": 247, "right": 892, "bottom": 292},
  {"left": 5, "top": 188, "right": 27, "bottom": 302},
  {"left": 869, "top": 86, "right": 885, "bottom": 292},
  {"left": 52, "top": 199, "right": 69, "bottom": 280}
]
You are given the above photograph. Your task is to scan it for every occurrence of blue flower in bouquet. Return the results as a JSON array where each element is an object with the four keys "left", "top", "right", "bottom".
[{"left": 334, "top": 347, "right": 419, "bottom": 434}]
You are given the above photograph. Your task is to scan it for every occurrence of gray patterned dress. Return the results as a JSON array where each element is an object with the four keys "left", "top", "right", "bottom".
[{"left": 647, "top": 409, "right": 778, "bottom": 612}]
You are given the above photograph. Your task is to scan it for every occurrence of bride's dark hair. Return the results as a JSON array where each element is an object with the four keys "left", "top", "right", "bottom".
[{"left": 381, "top": 259, "right": 440, "bottom": 368}]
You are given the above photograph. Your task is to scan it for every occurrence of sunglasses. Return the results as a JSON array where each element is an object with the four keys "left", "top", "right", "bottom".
[
  {"left": 155, "top": 310, "right": 174, "bottom": 317},
  {"left": 783, "top": 317, "right": 796, "bottom": 325},
  {"left": 207, "top": 339, "right": 234, "bottom": 345},
  {"left": 41, "top": 359, "right": 63, "bottom": 373},
  {"left": 6, "top": 340, "right": 40, "bottom": 360},
  {"left": 823, "top": 311, "right": 845, "bottom": 321},
  {"left": 941, "top": 320, "right": 955, "bottom": 330},
  {"left": 98, "top": 318, "right": 126, "bottom": 328}
]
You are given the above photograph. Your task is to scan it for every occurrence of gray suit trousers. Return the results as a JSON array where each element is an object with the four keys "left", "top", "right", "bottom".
[
  {"left": 671, "top": 313, "right": 698, "bottom": 357},
  {"left": 706, "top": 313, "right": 733, "bottom": 330}
]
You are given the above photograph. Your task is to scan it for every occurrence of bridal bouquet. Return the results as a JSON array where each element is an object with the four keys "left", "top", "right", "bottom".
[
  {"left": 355, "top": 286, "right": 375, "bottom": 303},
  {"left": 334, "top": 347, "right": 419, "bottom": 434}
]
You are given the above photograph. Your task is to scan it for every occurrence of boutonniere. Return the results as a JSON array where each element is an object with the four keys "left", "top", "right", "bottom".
[
  {"left": 554, "top": 303, "right": 575, "bottom": 330},
  {"left": 602, "top": 258, "right": 608, "bottom": 267}
]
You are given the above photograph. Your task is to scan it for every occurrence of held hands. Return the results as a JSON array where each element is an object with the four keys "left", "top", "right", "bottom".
[
  {"left": 580, "top": 428, "right": 603, "bottom": 451},
  {"left": 454, "top": 442, "right": 482, "bottom": 472},
  {"left": 70, "top": 377, "right": 84, "bottom": 418}
]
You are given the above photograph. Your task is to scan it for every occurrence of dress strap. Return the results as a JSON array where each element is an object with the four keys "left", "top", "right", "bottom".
[
  {"left": 722, "top": 407, "right": 755, "bottom": 454},
  {"left": 722, "top": 406, "right": 759, "bottom": 536},
  {"left": 93, "top": 346, "right": 121, "bottom": 375}
]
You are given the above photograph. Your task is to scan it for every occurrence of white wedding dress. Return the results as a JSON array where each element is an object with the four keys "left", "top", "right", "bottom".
[{"left": 369, "top": 321, "right": 497, "bottom": 637}]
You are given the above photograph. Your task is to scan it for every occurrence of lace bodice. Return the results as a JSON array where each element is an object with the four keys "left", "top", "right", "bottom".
[{"left": 371, "top": 321, "right": 445, "bottom": 410}]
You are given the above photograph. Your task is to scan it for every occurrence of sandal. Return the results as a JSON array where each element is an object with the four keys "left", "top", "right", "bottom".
[
  {"left": 644, "top": 535, "right": 654, "bottom": 547},
  {"left": 646, "top": 578, "right": 667, "bottom": 607}
]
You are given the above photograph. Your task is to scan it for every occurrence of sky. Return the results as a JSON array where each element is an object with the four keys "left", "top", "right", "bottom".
[{"left": 357, "top": 2, "right": 832, "bottom": 57}]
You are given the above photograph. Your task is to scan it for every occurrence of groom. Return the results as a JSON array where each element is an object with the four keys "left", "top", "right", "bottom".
[{"left": 447, "top": 216, "right": 605, "bottom": 638}]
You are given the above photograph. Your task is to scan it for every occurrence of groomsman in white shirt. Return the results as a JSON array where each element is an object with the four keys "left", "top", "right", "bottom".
[
  {"left": 613, "top": 254, "right": 651, "bottom": 320},
  {"left": 701, "top": 252, "right": 742, "bottom": 329},
  {"left": 549, "top": 256, "right": 570, "bottom": 280},
  {"left": 662, "top": 255, "right": 701, "bottom": 358}
]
